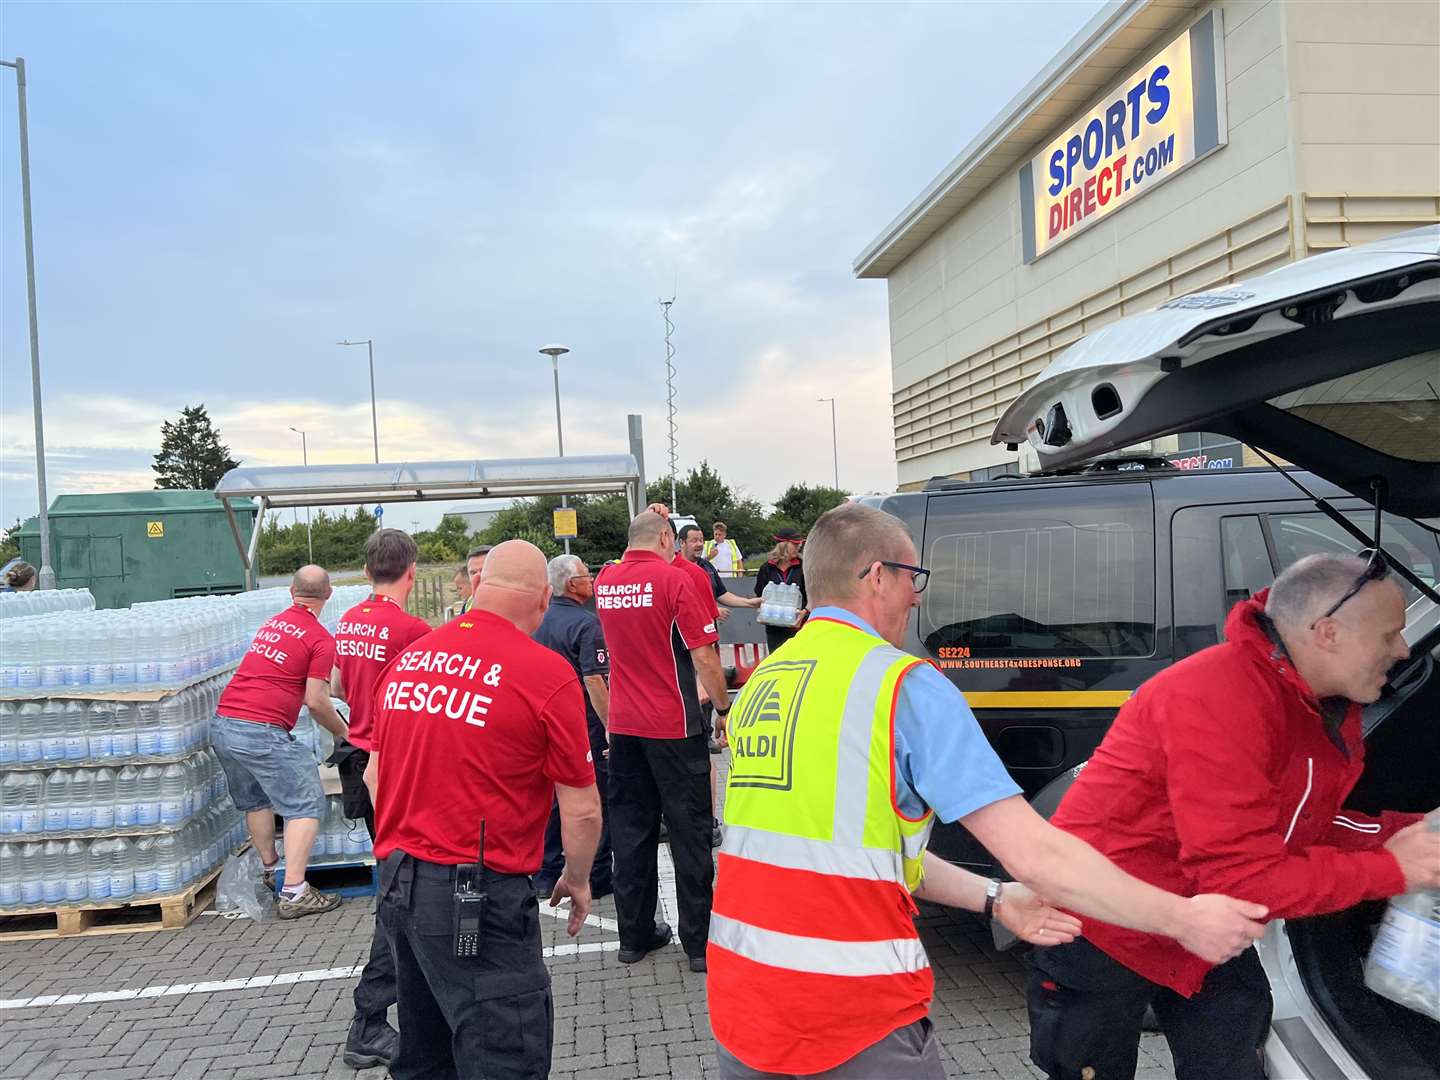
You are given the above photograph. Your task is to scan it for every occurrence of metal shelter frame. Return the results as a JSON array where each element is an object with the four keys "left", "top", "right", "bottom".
[{"left": 214, "top": 454, "right": 645, "bottom": 588}]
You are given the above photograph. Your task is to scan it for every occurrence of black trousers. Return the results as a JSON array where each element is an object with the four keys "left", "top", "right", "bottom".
[
  {"left": 377, "top": 852, "right": 553, "bottom": 1080},
  {"left": 539, "top": 736, "right": 611, "bottom": 892},
  {"left": 607, "top": 732, "right": 714, "bottom": 958},
  {"left": 1027, "top": 939, "right": 1272, "bottom": 1080},
  {"left": 336, "top": 746, "right": 396, "bottom": 1022}
]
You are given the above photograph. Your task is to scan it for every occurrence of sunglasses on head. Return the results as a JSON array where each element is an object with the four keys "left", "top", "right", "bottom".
[
  {"left": 858, "top": 560, "right": 931, "bottom": 594},
  {"left": 1310, "top": 548, "right": 1389, "bottom": 628}
]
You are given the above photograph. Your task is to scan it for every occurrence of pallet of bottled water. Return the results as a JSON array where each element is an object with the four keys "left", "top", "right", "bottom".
[{"left": 0, "top": 587, "right": 95, "bottom": 620}]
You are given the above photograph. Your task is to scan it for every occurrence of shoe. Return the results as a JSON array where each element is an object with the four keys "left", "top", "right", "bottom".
[
  {"left": 342, "top": 1014, "right": 399, "bottom": 1069},
  {"left": 261, "top": 863, "right": 278, "bottom": 893},
  {"left": 711, "top": 819, "right": 723, "bottom": 849},
  {"left": 618, "top": 922, "right": 672, "bottom": 964},
  {"left": 688, "top": 954, "right": 707, "bottom": 973},
  {"left": 276, "top": 885, "right": 342, "bottom": 920}
]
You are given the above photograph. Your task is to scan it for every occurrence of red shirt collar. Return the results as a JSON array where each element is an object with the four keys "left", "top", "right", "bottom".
[{"left": 623, "top": 549, "right": 668, "bottom": 565}]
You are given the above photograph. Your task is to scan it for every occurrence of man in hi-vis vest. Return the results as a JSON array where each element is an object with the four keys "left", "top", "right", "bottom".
[{"left": 707, "top": 503, "right": 1270, "bottom": 1079}]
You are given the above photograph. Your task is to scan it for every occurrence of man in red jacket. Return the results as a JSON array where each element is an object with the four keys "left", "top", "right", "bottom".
[{"left": 1028, "top": 552, "right": 1440, "bottom": 1080}]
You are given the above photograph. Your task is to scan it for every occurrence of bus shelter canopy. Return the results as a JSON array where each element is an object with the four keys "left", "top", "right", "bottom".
[{"left": 214, "top": 454, "right": 644, "bottom": 586}]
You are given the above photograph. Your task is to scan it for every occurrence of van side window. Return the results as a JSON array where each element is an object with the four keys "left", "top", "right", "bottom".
[
  {"left": 1221, "top": 515, "right": 1273, "bottom": 614},
  {"left": 920, "top": 485, "right": 1156, "bottom": 659},
  {"left": 1268, "top": 511, "right": 1440, "bottom": 609}
]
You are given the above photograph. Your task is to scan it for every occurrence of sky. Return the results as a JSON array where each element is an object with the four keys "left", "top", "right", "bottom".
[{"left": 1, "top": 1, "right": 1104, "bottom": 531}]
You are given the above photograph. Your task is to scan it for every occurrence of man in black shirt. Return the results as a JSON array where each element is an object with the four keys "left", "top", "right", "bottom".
[
  {"left": 534, "top": 554, "right": 613, "bottom": 898},
  {"left": 678, "top": 525, "right": 761, "bottom": 624}
]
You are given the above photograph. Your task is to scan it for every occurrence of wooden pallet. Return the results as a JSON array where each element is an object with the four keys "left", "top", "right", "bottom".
[{"left": 0, "top": 865, "right": 221, "bottom": 943}]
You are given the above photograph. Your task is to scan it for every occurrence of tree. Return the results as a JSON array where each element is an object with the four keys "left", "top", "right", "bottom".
[
  {"left": 772, "top": 484, "right": 849, "bottom": 536},
  {"left": 153, "top": 404, "right": 240, "bottom": 490},
  {"left": 0, "top": 518, "right": 25, "bottom": 563}
]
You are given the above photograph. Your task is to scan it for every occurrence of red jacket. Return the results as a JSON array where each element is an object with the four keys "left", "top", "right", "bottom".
[{"left": 1052, "top": 591, "right": 1419, "bottom": 996}]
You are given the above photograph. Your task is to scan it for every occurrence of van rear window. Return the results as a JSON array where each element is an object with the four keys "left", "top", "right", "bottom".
[{"left": 920, "top": 485, "right": 1156, "bottom": 659}]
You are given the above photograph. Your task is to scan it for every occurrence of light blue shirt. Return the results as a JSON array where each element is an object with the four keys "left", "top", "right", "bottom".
[{"left": 809, "top": 606, "right": 1021, "bottom": 823}]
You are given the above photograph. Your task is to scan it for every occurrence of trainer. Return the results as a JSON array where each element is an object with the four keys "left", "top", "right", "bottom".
[
  {"left": 596, "top": 507, "right": 731, "bottom": 973},
  {"left": 534, "top": 554, "right": 613, "bottom": 900},
  {"left": 211, "top": 565, "right": 347, "bottom": 920},
  {"left": 329, "top": 529, "right": 433, "bottom": 1070},
  {"left": 365, "top": 540, "right": 602, "bottom": 1080},
  {"left": 709, "top": 504, "right": 1269, "bottom": 1078},
  {"left": 1028, "top": 553, "right": 1440, "bottom": 1080}
]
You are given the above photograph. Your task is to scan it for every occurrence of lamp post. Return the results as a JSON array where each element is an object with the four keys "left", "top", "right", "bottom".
[
  {"left": 288, "top": 427, "right": 313, "bottom": 564},
  {"left": 539, "top": 345, "right": 571, "bottom": 555},
  {"left": 818, "top": 397, "right": 839, "bottom": 489},
  {"left": 1, "top": 57, "right": 54, "bottom": 589},
  {"left": 337, "top": 339, "right": 379, "bottom": 463}
]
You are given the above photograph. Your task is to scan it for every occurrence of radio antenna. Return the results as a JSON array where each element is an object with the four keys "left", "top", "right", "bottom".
[{"left": 659, "top": 293, "right": 679, "bottom": 511}]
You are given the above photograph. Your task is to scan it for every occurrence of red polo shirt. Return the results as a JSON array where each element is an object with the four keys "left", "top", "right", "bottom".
[
  {"left": 217, "top": 603, "right": 335, "bottom": 731},
  {"left": 673, "top": 553, "right": 721, "bottom": 619},
  {"left": 371, "top": 609, "right": 595, "bottom": 871},
  {"left": 333, "top": 595, "right": 433, "bottom": 752},
  {"left": 596, "top": 549, "right": 717, "bottom": 739}
]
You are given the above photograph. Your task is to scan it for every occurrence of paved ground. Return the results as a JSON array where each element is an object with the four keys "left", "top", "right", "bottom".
[{"left": 0, "top": 876, "right": 1177, "bottom": 1080}]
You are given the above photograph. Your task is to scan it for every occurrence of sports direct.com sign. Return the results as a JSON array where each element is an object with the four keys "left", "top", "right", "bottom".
[{"left": 1019, "top": 11, "right": 1227, "bottom": 263}]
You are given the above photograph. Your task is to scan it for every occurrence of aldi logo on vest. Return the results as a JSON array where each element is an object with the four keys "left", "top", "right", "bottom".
[{"left": 729, "top": 659, "right": 815, "bottom": 792}]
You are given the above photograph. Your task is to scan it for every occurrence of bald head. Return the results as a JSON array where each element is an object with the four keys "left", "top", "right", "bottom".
[
  {"left": 290, "top": 565, "right": 332, "bottom": 611},
  {"left": 627, "top": 512, "right": 671, "bottom": 552},
  {"left": 474, "top": 539, "right": 552, "bottom": 633}
]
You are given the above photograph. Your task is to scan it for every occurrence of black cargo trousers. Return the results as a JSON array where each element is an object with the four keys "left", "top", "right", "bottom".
[
  {"left": 376, "top": 851, "right": 553, "bottom": 1080},
  {"left": 607, "top": 731, "right": 714, "bottom": 959},
  {"left": 333, "top": 745, "right": 396, "bottom": 1024}
]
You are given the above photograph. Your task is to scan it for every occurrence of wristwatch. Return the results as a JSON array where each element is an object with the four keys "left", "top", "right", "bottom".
[
  {"left": 984, "top": 878, "right": 1004, "bottom": 921},
  {"left": 713, "top": 701, "right": 730, "bottom": 717}
]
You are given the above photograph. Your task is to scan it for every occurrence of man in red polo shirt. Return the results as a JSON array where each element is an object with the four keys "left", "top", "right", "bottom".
[
  {"left": 329, "top": 528, "right": 433, "bottom": 1070},
  {"left": 212, "top": 565, "right": 348, "bottom": 919},
  {"left": 596, "top": 507, "right": 732, "bottom": 973},
  {"left": 364, "top": 540, "right": 602, "bottom": 1080}
]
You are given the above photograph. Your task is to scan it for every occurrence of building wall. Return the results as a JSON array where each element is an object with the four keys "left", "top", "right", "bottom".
[{"left": 886, "top": 0, "right": 1338, "bottom": 488}]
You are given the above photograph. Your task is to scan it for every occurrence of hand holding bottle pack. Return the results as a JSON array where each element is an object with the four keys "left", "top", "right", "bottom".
[
  {"left": 757, "top": 583, "right": 803, "bottom": 628},
  {"left": 1364, "top": 811, "right": 1440, "bottom": 1021}
]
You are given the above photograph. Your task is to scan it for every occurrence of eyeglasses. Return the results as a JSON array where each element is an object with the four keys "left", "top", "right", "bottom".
[
  {"left": 858, "top": 560, "right": 931, "bottom": 594},
  {"left": 1310, "top": 548, "right": 1388, "bottom": 628}
]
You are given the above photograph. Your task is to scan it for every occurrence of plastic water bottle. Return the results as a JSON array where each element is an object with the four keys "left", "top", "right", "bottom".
[
  {"left": 5, "top": 772, "right": 42, "bottom": 835},
  {"left": 0, "top": 842, "right": 19, "bottom": 906},
  {"left": 0, "top": 625, "right": 16, "bottom": 690},
  {"left": 40, "top": 700, "right": 66, "bottom": 763},
  {"left": 112, "top": 702, "right": 138, "bottom": 760},
  {"left": 159, "top": 763, "right": 186, "bottom": 826},
  {"left": 326, "top": 799, "right": 344, "bottom": 857},
  {"left": 60, "top": 619, "right": 86, "bottom": 687},
  {"left": 158, "top": 619, "right": 185, "bottom": 688},
  {"left": 152, "top": 833, "right": 181, "bottom": 895},
  {"left": 0, "top": 701, "right": 16, "bottom": 767},
  {"left": 91, "top": 767, "right": 116, "bottom": 830},
  {"left": 132, "top": 835, "right": 158, "bottom": 895},
  {"left": 343, "top": 813, "right": 367, "bottom": 856},
  {"left": 157, "top": 696, "right": 184, "bottom": 756},
  {"left": 41, "top": 839, "right": 67, "bottom": 903},
  {"left": 136, "top": 765, "right": 162, "bottom": 826},
  {"left": 85, "top": 621, "right": 113, "bottom": 689},
  {"left": 16, "top": 702, "right": 43, "bottom": 764},
  {"left": 114, "top": 765, "right": 141, "bottom": 828},
  {"left": 109, "top": 836, "right": 134, "bottom": 900},
  {"left": 87, "top": 837, "right": 112, "bottom": 901},
  {"left": 19, "top": 841, "right": 44, "bottom": 904},
  {"left": 135, "top": 620, "right": 159, "bottom": 687},
  {"left": 86, "top": 701, "right": 115, "bottom": 761},
  {"left": 68, "top": 768, "right": 94, "bottom": 832},
  {"left": 135, "top": 702, "right": 161, "bottom": 756},
  {"left": 43, "top": 769, "right": 71, "bottom": 833},
  {"left": 63, "top": 839, "right": 88, "bottom": 903},
  {"left": 13, "top": 622, "right": 39, "bottom": 690},
  {"left": 62, "top": 701, "right": 88, "bottom": 762},
  {"left": 111, "top": 616, "right": 136, "bottom": 686}
]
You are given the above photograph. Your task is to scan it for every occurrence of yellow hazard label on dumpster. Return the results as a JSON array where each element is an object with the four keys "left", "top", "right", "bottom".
[
  {"left": 146, "top": 521, "right": 164, "bottom": 538},
  {"left": 552, "top": 508, "right": 578, "bottom": 539}
]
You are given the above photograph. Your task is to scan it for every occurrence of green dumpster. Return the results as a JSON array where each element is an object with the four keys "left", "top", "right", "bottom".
[{"left": 17, "top": 491, "right": 256, "bottom": 609}]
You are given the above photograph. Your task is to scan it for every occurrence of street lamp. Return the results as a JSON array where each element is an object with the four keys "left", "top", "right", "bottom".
[
  {"left": 539, "top": 345, "right": 571, "bottom": 555},
  {"left": 1, "top": 57, "right": 55, "bottom": 589},
  {"left": 818, "top": 397, "right": 839, "bottom": 489},
  {"left": 337, "top": 339, "right": 379, "bottom": 463},
  {"left": 288, "top": 427, "right": 313, "bottom": 564}
]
